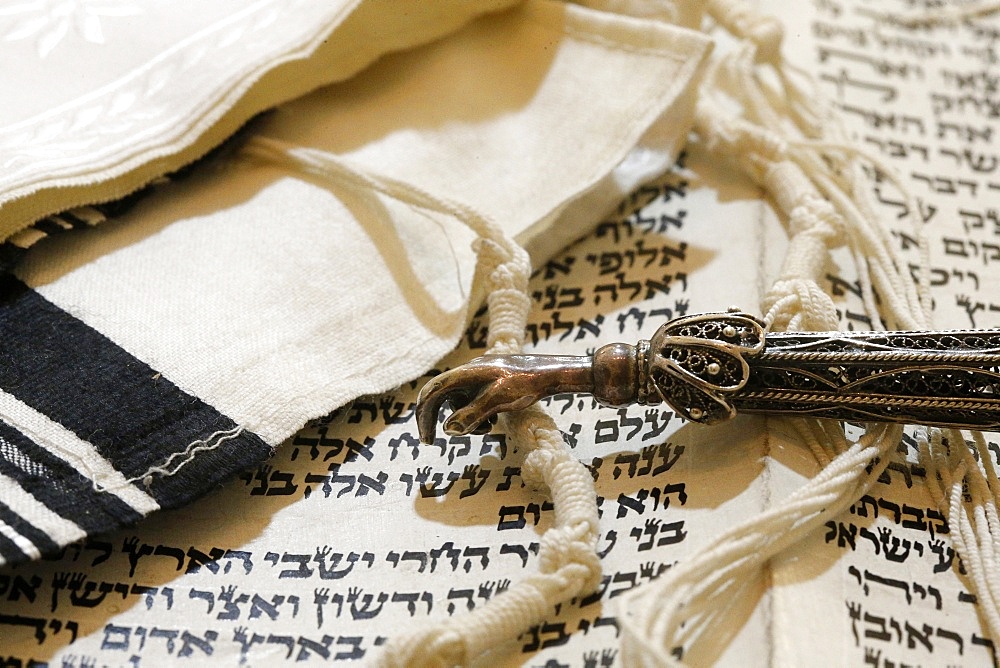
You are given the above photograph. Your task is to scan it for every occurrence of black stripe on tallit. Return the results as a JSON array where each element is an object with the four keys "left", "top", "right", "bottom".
[
  {"left": 0, "top": 526, "right": 28, "bottom": 564},
  {"left": 0, "top": 275, "right": 271, "bottom": 510},
  {"left": 0, "top": 500, "right": 59, "bottom": 558},
  {"left": 0, "top": 420, "right": 144, "bottom": 534}
]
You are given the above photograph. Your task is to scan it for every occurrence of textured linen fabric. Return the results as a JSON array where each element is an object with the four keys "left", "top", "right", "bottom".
[{"left": 0, "top": 0, "right": 710, "bottom": 566}]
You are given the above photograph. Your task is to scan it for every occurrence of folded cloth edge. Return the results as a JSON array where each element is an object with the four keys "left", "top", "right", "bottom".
[{"left": 0, "top": 0, "right": 521, "bottom": 242}]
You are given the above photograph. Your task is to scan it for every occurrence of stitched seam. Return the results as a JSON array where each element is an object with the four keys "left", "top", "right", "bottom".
[{"left": 84, "top": 425, "right": 248, "bottom": 492}]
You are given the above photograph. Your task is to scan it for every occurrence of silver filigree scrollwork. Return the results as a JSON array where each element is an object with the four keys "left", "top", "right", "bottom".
[
  {"left": 641, "top": 311, "right": 766, "bottom": 423},
  {"left": 732, "top": 328, "right": 1000, "bottom": 430}
]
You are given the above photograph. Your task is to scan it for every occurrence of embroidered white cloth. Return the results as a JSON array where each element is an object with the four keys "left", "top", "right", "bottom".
[
  {"left": 0, "top": 0, "right": 710, "bottom": 565},
  {"left": 0, "top": 0, "right": 520, "bottom": 240}
]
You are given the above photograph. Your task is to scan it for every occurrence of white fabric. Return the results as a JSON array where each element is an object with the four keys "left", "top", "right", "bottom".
[
  {"left": 574, "top": 0, "right": 705, "bottom": 28},
  {"left": 16, "top": 0, "right": 711, "bottom": 446},
  {"left": 0, "top": 0, "right": 520, "bottom": 240},
  {"left": 258, "top": 1, "right": 710, "bottom": 264}
]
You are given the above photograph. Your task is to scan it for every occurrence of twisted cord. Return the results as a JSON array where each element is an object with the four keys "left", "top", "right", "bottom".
[{"left": 617, "top": 1, "right": 953, "bottom": 663}]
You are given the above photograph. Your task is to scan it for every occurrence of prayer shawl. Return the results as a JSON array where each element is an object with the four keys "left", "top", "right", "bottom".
[{"left": 0, "top": 0, "right": 710, "bottom": 565}]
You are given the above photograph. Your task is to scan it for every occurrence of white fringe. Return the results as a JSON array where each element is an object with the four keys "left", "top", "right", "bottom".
[{"left": 618, "top": 0, "right": 1000, "bottom": 663}]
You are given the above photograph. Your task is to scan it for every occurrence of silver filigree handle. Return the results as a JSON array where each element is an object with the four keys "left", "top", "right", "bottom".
[{"left": 415, "top": 309, "right": 1000, "bottom": 443}]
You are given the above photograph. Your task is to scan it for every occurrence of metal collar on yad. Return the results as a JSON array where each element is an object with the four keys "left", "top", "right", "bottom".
[{"left": 416, "top": 309, "right": 1000, "bottom": 443}]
